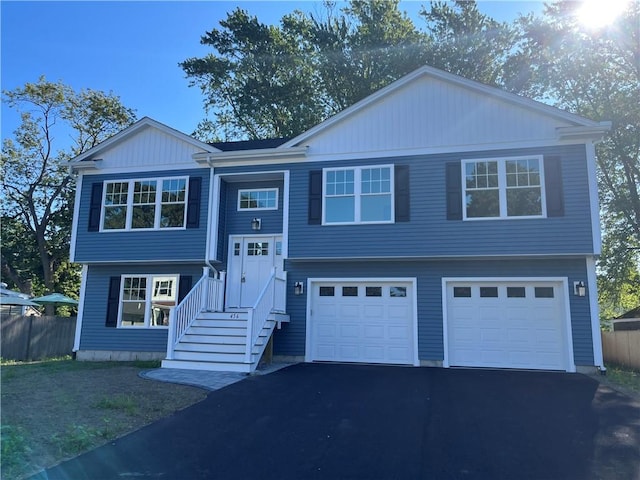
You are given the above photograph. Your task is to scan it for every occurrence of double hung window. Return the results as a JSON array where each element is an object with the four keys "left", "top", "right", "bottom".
[
  {"left": 323, "top": 166, "right": 393, "bottom": 224},
  {"left": 119, "top": 275, "right": 178, "bottom": 328},
  {"left": 463, "top": 157, "right": 545, "bottom": 219},
  {"left": 102, "top": 177, "right": 188, "bottom": 230}
]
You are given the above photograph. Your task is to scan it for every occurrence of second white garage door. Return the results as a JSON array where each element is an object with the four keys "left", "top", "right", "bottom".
[
  {"left": 445, "top": 279, "right": 574, "bottom": 371},
  {"left": 308, "top": 280, "right": 418, "bottom": 365}
]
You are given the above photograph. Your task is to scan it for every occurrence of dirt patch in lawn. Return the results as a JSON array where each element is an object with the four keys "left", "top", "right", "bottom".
[{"left": 1, "top": 360, "right": 208, "bottom": 479}]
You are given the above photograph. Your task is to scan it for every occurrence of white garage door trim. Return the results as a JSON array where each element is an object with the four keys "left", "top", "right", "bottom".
[
  {"left": 306, "top": 277, "right": 419, "bottom": 366},
  {"left": 442, "top": 277, "right": 576, "bottom": 372}
]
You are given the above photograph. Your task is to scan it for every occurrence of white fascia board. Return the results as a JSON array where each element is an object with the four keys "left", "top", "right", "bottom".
[
  {"left": 282, "top": 65, "right": 607, "bottom": 148},
  {"left": 69, "top": 117, "right": 219, "bottom": 167},
  {"left": 193, "top": 146, "right": 307, "bottom": 164},
  {"left": 556, "top": 123, "right": 612, "bottom": 142}
]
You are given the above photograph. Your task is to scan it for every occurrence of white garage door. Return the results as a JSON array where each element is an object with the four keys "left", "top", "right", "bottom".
[
  {"left": 446, "top": 280, "right": 572, "bottom": 371},
  {"left": 309, "top": 280, "right": 417, "bottom": 365}
]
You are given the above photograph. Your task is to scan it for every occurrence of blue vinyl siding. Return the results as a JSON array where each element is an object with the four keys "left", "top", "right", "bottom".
[
  {"left": 74, "top": 168, "right": 210, "bottom": 263},
  {"left": 286, "top": 144, "right": 594, "bottom": 258},
  {"left": 79, "top": 264, "right": 203, "bottom": 352},
  {"left": 276, "top": 258, "right": 594, "bottom": 365},
  {"left": 218, "top": 180, "right": 284, "bottom": 265}
]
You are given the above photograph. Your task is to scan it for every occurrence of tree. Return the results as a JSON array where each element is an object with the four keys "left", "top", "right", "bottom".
[
  {"left": 1, "top": 77, "right": 136, "bottom": 311},
  {"left": 181, "top": 0, "right": 429, "bottom": 140},
  {"left": 514, "top": 2, "right": 640, "bottom": 313},
  {"left": 419, "top": 0, "right": 519, "bottom": 90}
]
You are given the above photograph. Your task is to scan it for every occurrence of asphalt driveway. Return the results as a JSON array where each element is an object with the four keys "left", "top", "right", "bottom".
[{"left": 36, "top": 363, "right": 639, "bottom": 480}]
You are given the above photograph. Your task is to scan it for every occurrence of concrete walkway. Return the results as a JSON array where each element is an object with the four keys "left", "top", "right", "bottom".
[{"left": 139, "top": 362, "right": 294, "bottom": 391}]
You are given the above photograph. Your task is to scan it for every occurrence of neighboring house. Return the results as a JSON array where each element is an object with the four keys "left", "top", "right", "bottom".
[
  {"left": 69, "top": 66, "right": 610, "bottom": 373},
  {"left": 612, "top": 306, "right": 640, "bottom": 331}
]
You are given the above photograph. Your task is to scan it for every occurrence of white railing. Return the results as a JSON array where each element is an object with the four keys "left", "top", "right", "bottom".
[
  {"left": 245, "top": 267, "right": 284, "bottom": 364},
  {"left": 166, "top": 268, "right": 225, "bottom": 360}
]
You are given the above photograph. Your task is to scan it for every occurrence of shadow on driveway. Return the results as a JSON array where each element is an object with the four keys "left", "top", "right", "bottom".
[{"left": 36, "top": 363, "right": 640, "bottom": 480}]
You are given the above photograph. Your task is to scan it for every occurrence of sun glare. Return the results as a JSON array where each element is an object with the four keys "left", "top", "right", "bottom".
[{"left": 577, "top": 0, "right": 630, "bottom": 29}]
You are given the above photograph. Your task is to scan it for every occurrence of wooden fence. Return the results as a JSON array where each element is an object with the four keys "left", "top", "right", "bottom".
[
  {"left": 602, "top": 330, "right": 640, "bottom": 370},
  {"left": 1, "top": 315, "right": 76, "bottom": 361}
]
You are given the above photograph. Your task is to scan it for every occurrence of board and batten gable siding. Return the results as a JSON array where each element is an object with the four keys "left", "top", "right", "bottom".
[
  {"left": 278, "top": 258, "right": 594, "bottom": 365},
  {"left": 286, "top": 144, "right": 595, "bottom": 258},
  {"left": 87, "top": 125, "right": 209, "bottom": 171},
  {"left": 74, "top": 168, "right": 210, "bottom": 263},
  {"left": 78, "top": 264, "right": 203, "bottom": 352},
  {"left": 303, "top": 75, "right": 576, "bottom": 156}
]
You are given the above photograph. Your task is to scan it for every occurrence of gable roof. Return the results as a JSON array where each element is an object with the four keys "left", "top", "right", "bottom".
[
  {"left": 69, "top": 117, "right": 219, "bottom": 166},
  {"left": 281, "top": 65, "right": 611, "bottom": 148}
]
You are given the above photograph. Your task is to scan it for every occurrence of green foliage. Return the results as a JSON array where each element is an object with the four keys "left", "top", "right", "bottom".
[
  {"left": 515, "top": 2, "right": 640, "bottom": 305},
  {"left": 605, "top": 363, "right": 640, "bottom": 395},
  {"left": 51, "top": 423, "right": 110, "bottom": 458},
  {"left": 1, "top": 425, "right": 32, "bottom": 478},
  {"left": 182, "top": 0, "right": 430, "bottom": 140},
  {"left": 95, "top": 395, "right": 137, "bottom": 415},
  {"left": 420, "top": 0, "right": 518, "bottom": 89},
  {"left": 1, "top": 77, "right": 136, "bottom": 303}
]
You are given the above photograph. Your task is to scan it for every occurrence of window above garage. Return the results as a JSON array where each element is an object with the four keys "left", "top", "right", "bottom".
[{"left": 463, "top": 156, "right": 546, "bottom": 220}]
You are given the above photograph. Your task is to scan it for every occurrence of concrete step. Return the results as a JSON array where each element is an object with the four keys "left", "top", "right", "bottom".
[{"left": 161, "top": 359, "right": 253, "bottom": 373}]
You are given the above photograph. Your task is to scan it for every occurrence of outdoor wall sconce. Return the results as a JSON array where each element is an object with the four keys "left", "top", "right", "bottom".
[
  {"left": 574, "top": 281, "right": 586, "bottom": 297},
  {"left": 294, "top": 281, "right": 304, "bottom": 295},
  {"left": 251, "top": 218, "right": 261, "bottom": 231}
]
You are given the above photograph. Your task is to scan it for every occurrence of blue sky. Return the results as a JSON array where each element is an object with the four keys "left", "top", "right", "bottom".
[{"left": 1, "top": 1, "right": 544, "bottom": 141}]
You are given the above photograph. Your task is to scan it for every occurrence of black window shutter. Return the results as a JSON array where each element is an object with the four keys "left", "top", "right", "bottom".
[
  {"left": 105, "top": 276, "right": 121, "bottom": 328},
  {"left": 394, "top": 165, "right": 410, "bottom": 222},
  {"left": 308, "top": 170, "right": 322, "bottom": 225},
  {"left": 544, "top": 156, "right": 564, "bottom": 217},
  {"left": 186, "top": 177, "right": 202, "bottom": 229},
  {"left": 446, "top": 162, "right": 463, "bottom": 220},
  {"left": 88, "top": 182, "right": 103, "bottom": 232},
  {"left": 178, "top": 275, "right": 192, "bottom": 304}
]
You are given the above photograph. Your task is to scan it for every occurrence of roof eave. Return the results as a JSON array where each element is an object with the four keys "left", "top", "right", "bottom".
[
  {"left": 193, "top": 146, "right": 308, "bottom": 164},
  {"left": 556, "top": 122, "right": 612, "bottom": 142}
]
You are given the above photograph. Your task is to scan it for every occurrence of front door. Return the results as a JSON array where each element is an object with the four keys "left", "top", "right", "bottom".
[{"left": 227, "top": 235, "right": 282, "bottom": 308}]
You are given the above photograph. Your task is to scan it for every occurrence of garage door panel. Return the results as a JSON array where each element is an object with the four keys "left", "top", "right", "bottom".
[
  {"left": 310, "top": 281, "right": 415, "bottom": 365},
  {"left": 316, "top": 324, "right": 336, "bottom": 338},
  {"left": 447, "top": 281, "right": 569, "bottom": 371},
  {"left": 364, "top": 325, "right": 385, "bottom": 339}
]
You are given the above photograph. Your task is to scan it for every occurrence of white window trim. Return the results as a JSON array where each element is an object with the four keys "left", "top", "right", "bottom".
[
  {"left": 100, "top": 176, "right": 189, "bottom": 232},
  {"left": 117, "top": 274, "right": 180, "bottom": 329},
  {"left": 462, "top": 155, "right": 547, "bottom": 221},
  {"left": 237, "top": 188, "right": 279, "bottom": 211},
  {"left": 322, "top": 165, "right": 395, "bottom": 225}
]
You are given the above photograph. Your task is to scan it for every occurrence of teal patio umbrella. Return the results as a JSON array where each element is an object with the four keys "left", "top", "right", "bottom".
[
  {"left": 0, "top": 296, "right": 40, "bottom": 307},
  {"left": 32, "top": 293, "right": 79, "bottom": 306}
]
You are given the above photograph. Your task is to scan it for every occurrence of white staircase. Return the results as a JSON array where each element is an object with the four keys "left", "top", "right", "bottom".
[{"left": 162, "top": 311, "right": 289, "bottom": 373}]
